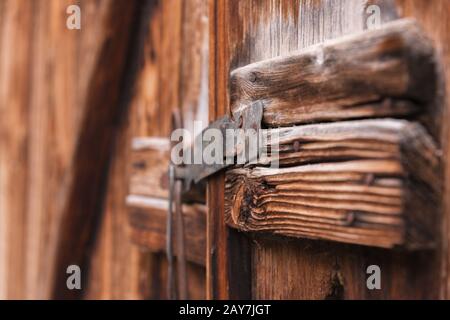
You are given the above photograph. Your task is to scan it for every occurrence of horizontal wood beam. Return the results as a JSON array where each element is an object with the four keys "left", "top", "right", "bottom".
[
  {"left": 130, "top": 137, "right": 171, "bottom": 199},
  {"left": 130, "top": 137, "right": 205, "bottom": 203},
  {"left": 225, "top": 120, "right": 441, "bottom": 249},
  {"left": 126, "top": 195, "right": 206, "bottom": 266},
  {"left": 127, "top": 137, "right": 207, "bottom": 266},
  {"left": 230, "top": 18, "right": 437, "bottom": 126}
]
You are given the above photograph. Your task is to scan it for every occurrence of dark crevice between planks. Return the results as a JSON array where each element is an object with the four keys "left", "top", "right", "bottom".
[
  {"left": 51, "top": 0, "right": 155, "bottom": 299},
  {"left": 325, "top": 259, "right": 345, "bottom": 300}
]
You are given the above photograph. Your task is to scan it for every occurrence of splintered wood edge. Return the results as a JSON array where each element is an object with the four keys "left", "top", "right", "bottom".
[
  {"left": 225, "top": 121, "right": 441, "bottom": 250},
  {"left": 230, "top": 18, "right": 437, "bottom": 126},
  {"left": 126, "top": 195, "right": 207, "bottom": 266}
]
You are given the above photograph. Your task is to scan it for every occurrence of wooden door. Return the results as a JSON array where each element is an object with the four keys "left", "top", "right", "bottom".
[
  {"left": 124, "top": 0, "right": 209, "bottom": 300},
  {"left": 0, "top": 0, "right": 446, "bottom": 300},
  {"left": 207, "top": 0, "right": 450, "bottom": 300}
]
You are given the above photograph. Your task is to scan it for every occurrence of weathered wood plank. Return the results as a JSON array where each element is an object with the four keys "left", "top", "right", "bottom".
[
  {"left": 396, "top": 0, "right": 450, "bottom": 298},
  {"left": 130, "top": 137, "right": 170, "bottom": 199},
  {"left": 230, "top": 18, "right": 437, "bottom": 126},
  {"left": 120, "top": 0, "right": 209, "bottom": 300},
  {"left": 211, "top": 0, "right": 446, "bottom": 300},
  {"left": 225, "top": 120, "right": 440, "bottom": 249},
  {"left": 85, "top": 0, "right": 169, "bottom": 300},
  {"left": 207, "top": 0, "right": 253, "bottom": 299},
  {"left": 129, "top": 137, "right": 205, "bottom": 203},
  {"left": 88, "top": 0, "right": 208, "bottom": 300},
  {"left": 0, "top": 0, "right": 34, "bottom": 299},
  {"left": 260, "top": 119, "right": 415, "bottom": 165},
  {"left": 51, "top": 1, "right": 149, "bottom": 299},
  {"left": 126, "top": 195, "right": 206, "bottom": 266}
]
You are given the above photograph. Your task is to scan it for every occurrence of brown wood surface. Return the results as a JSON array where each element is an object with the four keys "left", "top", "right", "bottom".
[
  {"left": 126, "top": 135, "right": 207, "bottom": 267},
  {"left": 0, "top": 0, "right": 34, "bottom": 299},
  {"left": 87, "top": 0, "right": 209, "bottom": 300},
  {"left": 130, "top": 137, "right": 171, "bottom": 199},
  {"left": 225, "top": 121, "right": 440, "bottom": 249},
  {"left": 129, "top": 137, "right": 205, "bottom": 203},
  {"left": 0, "top": 0, "right": 118, "bottom": 299},
  {"left": 51, "top": 0, "right": 150, "bottom": 299},
  {"left": 0, "top": 0, "right": 448, "bottom": 301},
  {"left": 209, "top": 0, "right": 449, "bottom": 300},
  {"left": 230, "top": 18, "right": 436, "bottom": 127},
  {"left": 397, "top": 0, "right": 450, "bottom": 300},
  {"left": 127, "top": 196, "right": 207, "bottom": 266}
]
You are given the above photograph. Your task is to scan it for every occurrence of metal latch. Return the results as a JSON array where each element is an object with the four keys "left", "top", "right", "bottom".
[
  {"left": 173, "top": 101, "right": 264, "bottom": 190},
  {"left": 166, "top": 101, "right": 263, "bottom": 299}
]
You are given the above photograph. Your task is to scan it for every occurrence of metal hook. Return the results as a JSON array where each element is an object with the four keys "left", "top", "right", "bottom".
[{"left": 167, "top": 164, "right": 188, "bottom": 300}]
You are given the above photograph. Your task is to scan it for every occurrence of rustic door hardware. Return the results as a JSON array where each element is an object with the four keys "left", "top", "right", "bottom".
[
  {"left": 161, "top": 18, "right": 442, "bottom": 250},
  {"left": 126, "top": 138, "right": 207, "bottom": 299},
  {"left": 126, "top": 138, "right": 206, "bottom": 266},
  {"left": 125, "top": 15, "right": 443, "bottom": 300},
  {"left": 221, "top": 18, "right": 442, "bottom": 250},
  {"left": 171, "top": 100, "right": 264, "bottom": 192}
]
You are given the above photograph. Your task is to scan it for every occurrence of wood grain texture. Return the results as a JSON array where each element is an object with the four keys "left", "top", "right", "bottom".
[
  {"left": 208, "top": 0, "right": 253, "bottom": 299},
  {"left": 127, "top": 196, "right": 206, "bottom": 266},
  {"left": 225, "top": 120, "right": 440, "bottom": 249},
  {"left": 129, "top": 137, "right": 206, "bottom": 203},
  {"left": 51, "top": 0, "right": 150, "bottom": 299},
  {"left": 0, "top": 0, "right": 114, "bottom": 299},
  {"left": 0, "top": 0, "right": 34, "bottom": 299},
  {"left": 0, "top": 0, "right": 210, "bottom": 299},
  {"left": 84, "top": 0, "right": 165, "bottom": 300},
  {"left": 396, "top": 0, "right": 450, "bottom": 299},
  {"left": 87, "top": 0, "right": 208, "bottom": 300},
  {"left": 130, "top": 137, "right": 170, "bottom": 199},
  {"left": 230, "top": 18, "right": 437, "bottom": 126},
  {"left": 88, "top": 0, "right": 210, "bottom": 299},
  {"left": 210, "top": 0, "right": 447, "bottom": 300}
]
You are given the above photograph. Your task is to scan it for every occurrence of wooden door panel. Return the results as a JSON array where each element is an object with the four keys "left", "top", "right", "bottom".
[
  {"left": 122, "top": 0, "right": 209, "bottom": 299},
  {"left": 209, "top": 0, "right": 448, "bottom": 299}
]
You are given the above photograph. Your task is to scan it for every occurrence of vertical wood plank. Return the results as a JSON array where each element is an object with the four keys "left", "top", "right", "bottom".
[
  {"left": 207, "top": 0, "right": 252, "bottom": 299},
  {"left": 83, "top": 0, "right": 157, "bottom": 300},
  {"left": 179, "top": 0, "right": 209, "bottom": 299},
  {"left": 51, "top": 0, "right": 149, "bottom": 299},
  {"left": 0, "top": 0, "right": 34, "bottom": 299},
  {"left": 86, "top": 0, "right": 208, "bottom": 299},
  {"left": 396, "top": 0, "right": 450, "bottom": 299}
]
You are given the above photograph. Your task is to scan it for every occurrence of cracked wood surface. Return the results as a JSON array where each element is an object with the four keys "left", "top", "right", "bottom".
[
  {"left": 225, "top": 120, "right": 440, "bottom": 249},
  {"left": 230, "top": 18, "right": 437, "bottom": 127},
  {"left": 210, "top": 0, "right": 449, "bottom": 299}
]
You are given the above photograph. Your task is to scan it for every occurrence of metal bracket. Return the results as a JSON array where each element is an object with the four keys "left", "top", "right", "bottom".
[
  {"left": 173, "top": 101, "right": 264, "bottom": 191},
  {"left": 166, "top": 101, "right": 263, "bottom": 299}
]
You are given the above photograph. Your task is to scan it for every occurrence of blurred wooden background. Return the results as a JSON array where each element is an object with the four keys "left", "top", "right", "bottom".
[{"left": 0, "top": 0, "right": 207, "bottom": 299}]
